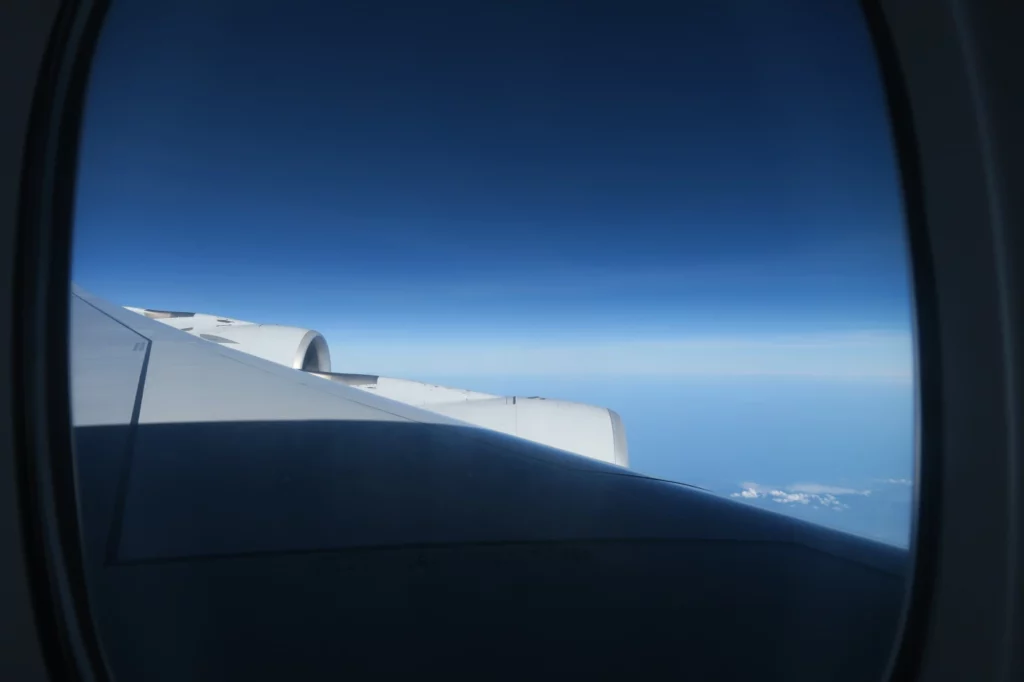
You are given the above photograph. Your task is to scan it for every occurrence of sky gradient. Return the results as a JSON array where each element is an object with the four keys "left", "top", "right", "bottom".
[{"left": 73, "top": 0, "right": 911, "bottom": 377}]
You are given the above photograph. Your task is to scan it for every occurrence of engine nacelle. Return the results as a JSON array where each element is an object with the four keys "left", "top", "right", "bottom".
[
  {"left": 318, "top": 374, "right": 630, "bottom": 467},
  {"left": 427, "top": 397, "right": 629, "bottom": 467},
  {"left": 124, "top": 307, "right": 331, "bottom": 373},
  {"left": 191, "top": 324, "right": 332, "bottom": 373}
]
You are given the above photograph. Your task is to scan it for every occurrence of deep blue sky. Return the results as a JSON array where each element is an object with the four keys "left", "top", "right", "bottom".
[
  {"left": 74, "top": 0, "right": 909, "bottom": 340},
  {"left": 71, "top": 0, "right": 916, "bottom": 543}
]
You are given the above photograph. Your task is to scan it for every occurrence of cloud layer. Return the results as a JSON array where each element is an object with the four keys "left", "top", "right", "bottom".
[
  {"left": 730, "top": 481, "right": 874, "bottom": 511},
  {"left": 328, "top": 331, "right": 913, "bottom": 380}
]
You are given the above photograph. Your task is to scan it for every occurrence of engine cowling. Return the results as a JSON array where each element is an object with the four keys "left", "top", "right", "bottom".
[
  {"left": 124, "top": 307, "right": 331, "bottom": 373},
  {"left": 190, "top": 324, "right": 332, "bottom": 372},
  {"left": 315, "top": 375, "right": 630, "bottom": 467},
  {"left": 428, "top": 396, "right": 629, "bottom": 467}
]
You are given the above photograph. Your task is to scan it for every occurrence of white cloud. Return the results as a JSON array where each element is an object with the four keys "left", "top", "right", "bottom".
[
  {"left": 786, "top": 483, "right": 871, "bottom": 496},
  {"left": 328, "top": 331, "right": 913, "bottom": 380},
  {"left": 879, "top": 478, "right": 913, "bottom": 485},
  {"left": 768, "top": 490, "right": 812, "bottom": 504},
  {"left": 730, "top": 481, "right": 871, "bottom": 510}
]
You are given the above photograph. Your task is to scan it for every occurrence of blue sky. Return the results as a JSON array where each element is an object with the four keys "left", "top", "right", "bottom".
[{"left": 72, "top": 0, "right": 916, "bottom": 544}]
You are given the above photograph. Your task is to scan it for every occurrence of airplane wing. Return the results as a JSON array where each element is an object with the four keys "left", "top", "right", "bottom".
[
  {"left": 70, "top": 285, "right": 908, "bottom": 681},
  {"left": 121, "top": 300, "right": 629, "bottom": 466}
]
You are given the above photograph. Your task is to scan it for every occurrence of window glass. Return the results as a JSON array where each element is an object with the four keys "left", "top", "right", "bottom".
[
  {"left": 73, "top": 0, "right": 914, "bottom": 545},
  {"left": 68, "top": 1, "right": 915, "bottom": 676}
]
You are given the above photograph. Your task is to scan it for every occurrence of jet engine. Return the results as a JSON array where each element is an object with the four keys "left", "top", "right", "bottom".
[
  {"left": 311, "top": 375, "right": 630, "bottom": 467},
  {"left": 124, "top": 307, "right": 332, "bottom": 373}
]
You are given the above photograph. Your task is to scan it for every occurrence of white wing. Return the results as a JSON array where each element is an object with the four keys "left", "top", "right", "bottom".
[{"left": 121, "top": 300, "right": 628, "bottom": 466}]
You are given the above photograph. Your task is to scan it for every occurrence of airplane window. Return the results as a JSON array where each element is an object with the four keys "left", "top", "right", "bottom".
[{"left": 66, "top": 0, "right": 916, "bottom": 678}]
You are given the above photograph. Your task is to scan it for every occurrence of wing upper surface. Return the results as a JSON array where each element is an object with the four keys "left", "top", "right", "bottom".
[
  {"left": 71, "top": 286, "right": 640, "bottom": 479},
  {"left": 71, "top": 286, "right": 465, "bottom": 428}
]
